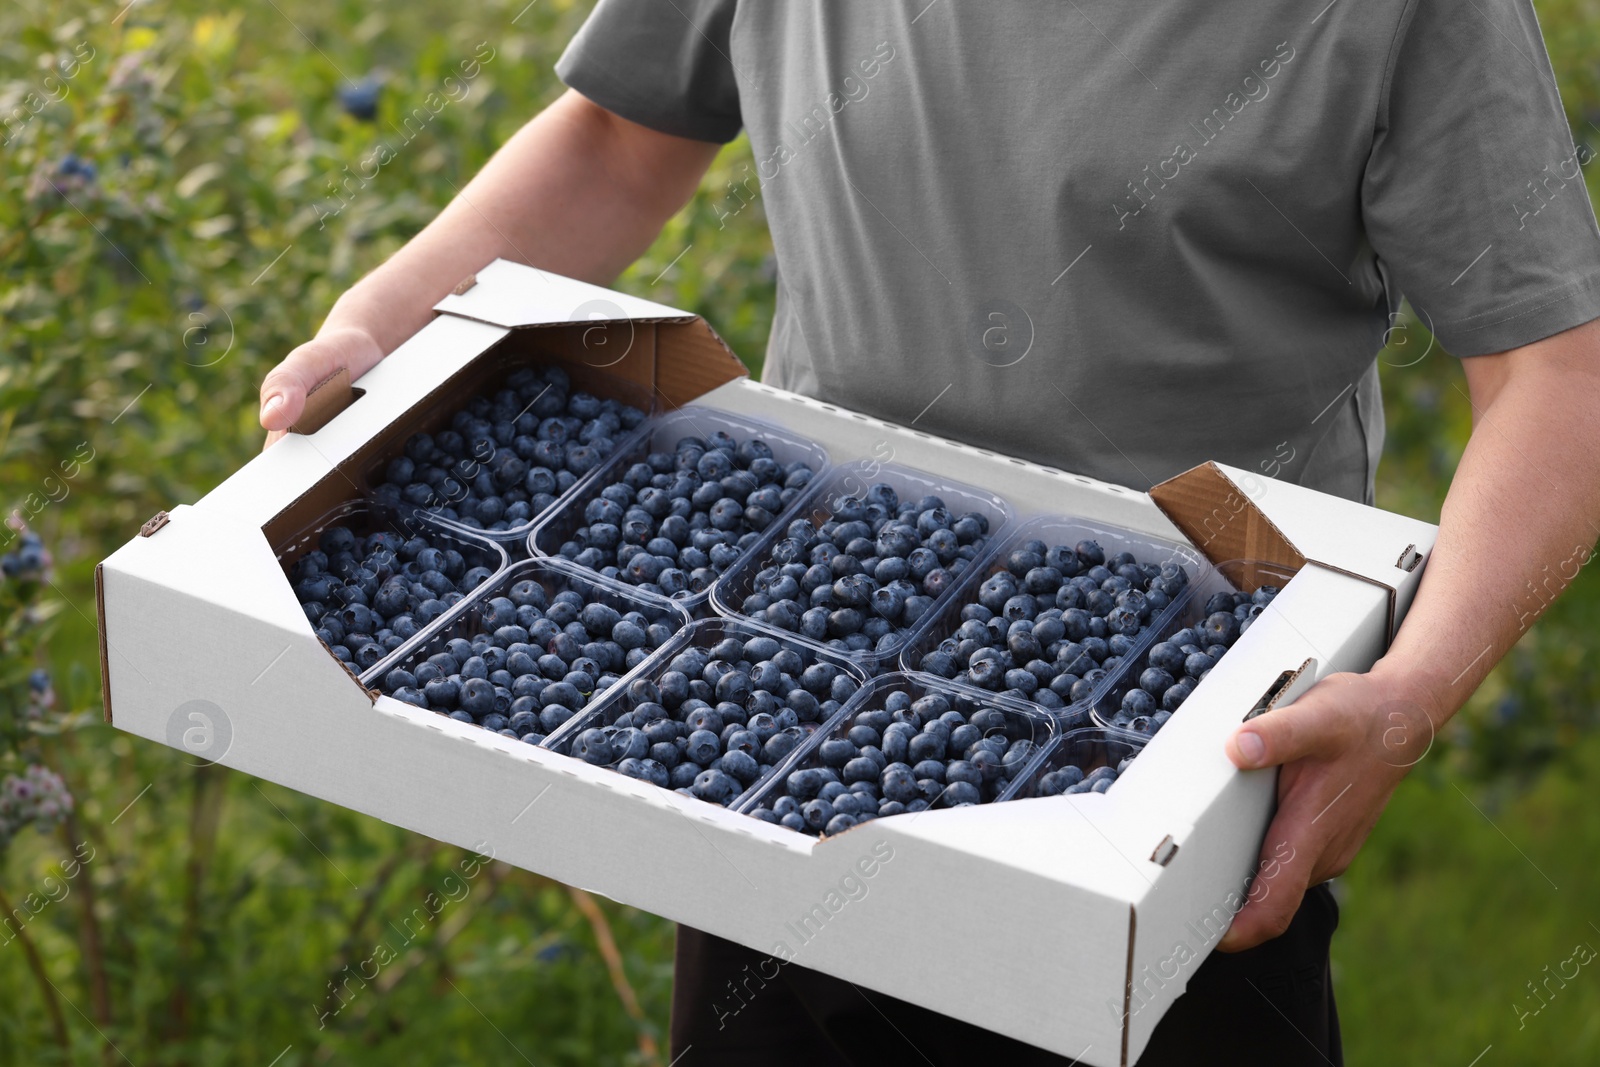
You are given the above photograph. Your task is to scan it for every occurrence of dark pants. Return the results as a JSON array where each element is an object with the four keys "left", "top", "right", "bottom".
[{"left": 669, "top": 884, "right": 1342, "bottom": 1066}]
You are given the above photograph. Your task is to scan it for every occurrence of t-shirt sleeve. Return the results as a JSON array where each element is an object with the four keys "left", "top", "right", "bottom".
[
  {"left": 1362, "top": 0, "right": 1600, "bottom": 356},
  {"left": 555, "top": 0, "right": 742, "bottom": 144}
]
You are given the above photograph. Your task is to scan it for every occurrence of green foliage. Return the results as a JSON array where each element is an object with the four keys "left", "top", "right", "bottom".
[
  {"left": 0, "top": 1, "right": 720, "bottom": 1061},
  {"left": 1334, "top": 735, "right": 1600, "bottom": 1065},
  {"left": 0, "top": 0, "right": 1597, "bottom": 1062}
]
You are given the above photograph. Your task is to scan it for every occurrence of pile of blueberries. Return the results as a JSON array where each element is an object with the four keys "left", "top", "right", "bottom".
[
  {"left": 379, "top": 579, "right": 680, "bottom": 742},
  {"left": 552, "top": 429, "right": 818, "bottom": 598},
  {"left": 1102, "top": 584, "right": 1280, "bottom": 736},
  {"left": 914, "top": 537, "right": 1191, "bottom": 709},
  {"left": 736, "top": 483, "right": 993, "bottom": 656},
  {"left": 370, "top": 364, "right": 648, "bottom": 532},
  {"left": 569, "top": 630, "right": 860, "bottom": 807},
  {"left": 747, "top": 683, "right": 1047, "bottom": 837},
  {"left": 290, "top": 522, "right": 497, "bottom": 671},
  {"left": 1032, "top": 761, "right": 1127, "bottom": 797}
]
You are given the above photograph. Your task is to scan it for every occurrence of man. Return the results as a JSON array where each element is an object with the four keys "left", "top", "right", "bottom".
[{"left": 258, "top": 1, "right": 1600, "bottom": 1062}]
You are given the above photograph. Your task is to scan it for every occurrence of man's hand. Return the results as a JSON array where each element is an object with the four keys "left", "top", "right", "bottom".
[
  {"left": 258, "top": 326, "right": 385, "bottom": 448},
  {"left": 1216, "top": 666, "right": 1431, "bottom": 951}
]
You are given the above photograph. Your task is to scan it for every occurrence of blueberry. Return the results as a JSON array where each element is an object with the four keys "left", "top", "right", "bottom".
[
  {"left": 842, "top": 757, "right": 879, "bottom": 784},
  {"left": 941, "top": 781, "right": 981, "bottom": 807},
  {"left": 459, "top": 678, "right": 496, "bottom": 718},
  {"left": 1138, "top": 667, "right": 1175, "bottom": 697},
  {"left": 1161, "top": 680, "right": 1194, "bottom": 712},
  {"left": 1201, "top": 611, "right": 1240, "bottom": 645},
  {"left": 1121, "top": 688, "right": 1157, "bottom": 717},
  {"left": 685, "top": 729, "right": 721, "bottom": 766},
  {"left": 611, "top": 726, "right": 649, "bottom": 762},
  {"left": 819, "top": 738, "right": 855, "bottom": 768},
  {"left": 574, "top": 729, "right": 613, "bottom": 765},
  {"left": 786, "top": 767, "right": 828, "bottom": 800},
  {"left": 763, "top": 728, "right": 804, "bottom": 763},
  {"left": 722, "top": 749, "right": 761, "bottom": 785},
  {"left": 880, "top": 765, "right": 919, "bottom": 803},
  {"left": 823, "top": 814, "right": 858, "bottom": 836},
  {"left": 802, "top": 798, "right": 836, "bottom": 830},
  {"left": 539, "top": 704, "right": 575, "bottom": 733},
  {"left": 332, "top": 77, "right": 379, "bottom": 120},
  {"left": 1148, "top": 641, "right": 1186, "bottom": 675},
  {"left": 630, "top": 759, "right": 671, "bottom": 788},
  {"left": 691, "top": 768, "right": 740, "bottom": 805}
]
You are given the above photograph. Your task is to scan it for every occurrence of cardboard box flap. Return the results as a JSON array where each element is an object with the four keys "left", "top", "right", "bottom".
[
  {"left": 656, "top": 319, "right": 749, "bottom": 407},
  {"left": 1147, "top": 462, "right": 1306, "bottom": 573},
  {"left": 100, "top": 504, "right": 312, "bottom": 644},
  {"left": 433, "top": 257, "right": 696, "bottom": 328},
  {"left": 1150, "top": 461, "right": 1438, "bottom": 641},
  {"left": 431, "top": 259, "right": 750, "bottom": 412}
]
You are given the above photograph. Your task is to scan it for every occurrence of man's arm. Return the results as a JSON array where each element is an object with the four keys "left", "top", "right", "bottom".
[
  {"left": 1217, "top": 316, "right": 1600, "bottom": 951},
  {"left": 258, "top": 90, "right": 719, "bottom": 445}
]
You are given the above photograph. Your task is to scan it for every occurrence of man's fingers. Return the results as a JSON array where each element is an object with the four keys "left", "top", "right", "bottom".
[
  {"left": 1217, "top": 817, "right": 1313, "bottom": 952},
  {"left": 1217, "top": 874, "right": 1307, "bottom": 953},
  {"left": 259, "top": 339, "right": 344, "bottom": 433},
  {"left": 1225, "top": 673, "right": 1362, "bottom": 770}
]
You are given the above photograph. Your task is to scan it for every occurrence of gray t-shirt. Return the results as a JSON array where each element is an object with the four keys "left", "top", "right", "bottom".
[{"left": 557, "top": 0, "right": 1600, "bottom": 502}]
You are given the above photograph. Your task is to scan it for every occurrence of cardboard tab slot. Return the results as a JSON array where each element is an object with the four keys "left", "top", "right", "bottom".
[
  {"left": 1243, "top": 656, "right": 1317, "bottom": 722},
  {"left": 1149, "top": 835, "right": 1179, "bottom": 867},
  {"left": 290, "top": 366, "right": 356, "bottom": 435}
]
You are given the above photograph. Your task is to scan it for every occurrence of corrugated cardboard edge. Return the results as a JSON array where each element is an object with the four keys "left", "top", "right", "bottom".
[
  {"left": 656, "top": 318, "right": 749, "bottom": 408},
  {"left": 1148, "top": 462, "right": 1306, "bottom": 573},
  {"left": 1246, "top": 656, "right": 1318, "bottom": 722},
  {"left": 1150, "top": 462, "right": 1404, "bottom": 643},
  {"left": 291, "top": 366, "right": 354, "bottom": 436},
  {"left": 326, "top": 641, "right": 379, "bottom": 704},
  {"left": 95, "top": 561, "right": 112, "bottom": 724},
  {"left": 1122, "top": 903, "right": 1136, "bottom": 1067}
]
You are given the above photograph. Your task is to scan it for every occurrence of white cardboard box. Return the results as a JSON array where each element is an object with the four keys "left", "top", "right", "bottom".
[{"left": 97, "top": 260, "right": 1437, "bottom": 1065}]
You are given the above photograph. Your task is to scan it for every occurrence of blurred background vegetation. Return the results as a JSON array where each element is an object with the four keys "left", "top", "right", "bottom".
[{"left": 2, "top": 0, "right": 1599, "bottom": 1063}]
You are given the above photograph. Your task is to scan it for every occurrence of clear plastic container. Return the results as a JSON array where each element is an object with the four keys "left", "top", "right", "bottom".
[
  {"left": 735, "top": 671, "right": 1058, "bottom": 835},
  {"left": 271, "top": 498, "right": 511, "bottom": 684},
  {"left": 1004, "top": 726, "right": 1150, "bottom": 800},
  {"left": 543, "top": 616, "right": 873, "bottom": 807},
  {"left": 358, "top": 347, "right": 662, "bottom": 550},
  {"left": 895, "top": 513, "right": 1210, "bottom": 716},
  {"left": 1087, "top": 558, "right": 1299, "bottom": 733},
  {"left": 528, "top": 405, "right": 832, "bottom": 617},
  {"left": 898, "top": 671, "right": 1101, "bottom": 733},
  {"left": 372, "top": 557, "right": 693, "bottom": 739},
  {"left": 708, "top": 461, "right": 1015, "bottom": 675}
]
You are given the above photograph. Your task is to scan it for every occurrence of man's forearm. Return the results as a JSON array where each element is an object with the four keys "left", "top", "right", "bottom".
[
  {"left": 1370, "top": 319, "right": 1600, "bottom": 725},
  {"left": 320, "top": 90, "right": 719, "bottom": 356}
]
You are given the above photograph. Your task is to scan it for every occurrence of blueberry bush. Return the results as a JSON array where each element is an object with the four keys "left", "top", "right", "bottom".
[{"left": 3, "top": 0, "right": 1600, "bottom": 1063}]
